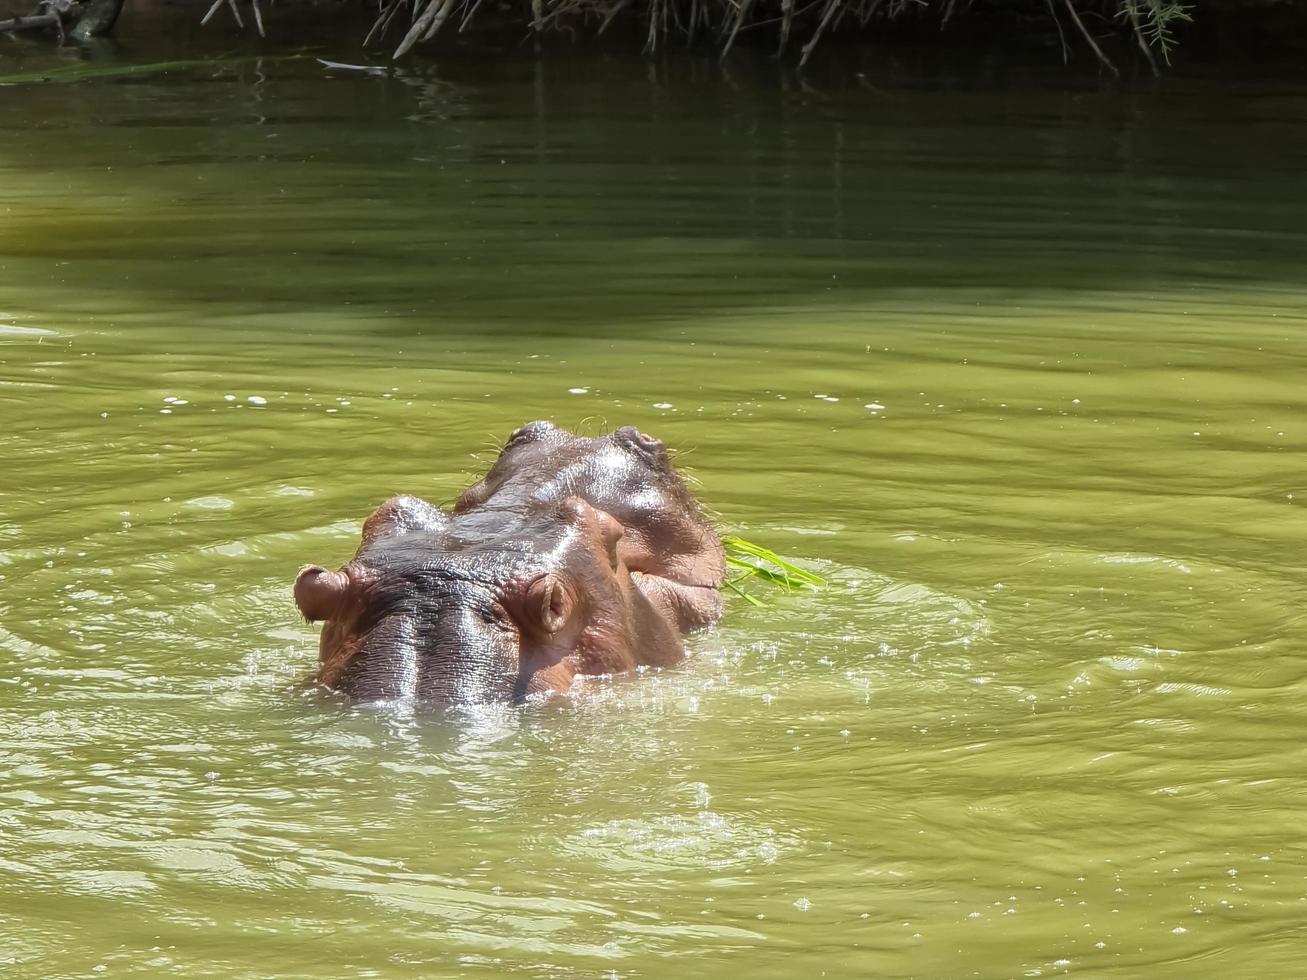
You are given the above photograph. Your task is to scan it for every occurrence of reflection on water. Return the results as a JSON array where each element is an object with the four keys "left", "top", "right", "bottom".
[{"left": 2, "top": 22, "right": 1307, "bottom": 979}]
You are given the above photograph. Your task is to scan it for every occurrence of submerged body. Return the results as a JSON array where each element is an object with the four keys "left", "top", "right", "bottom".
[{"left": 294, "top": 422, "right": 724, "bottom": 703}]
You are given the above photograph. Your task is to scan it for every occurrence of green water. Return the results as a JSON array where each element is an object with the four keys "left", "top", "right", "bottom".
[{"left": 3, "top": 29, "right": 1307, "bottom": 978}]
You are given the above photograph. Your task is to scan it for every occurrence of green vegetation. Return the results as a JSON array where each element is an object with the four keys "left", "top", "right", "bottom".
[{"left": 722, "top": 536, "right": 825, "bottom": 608}]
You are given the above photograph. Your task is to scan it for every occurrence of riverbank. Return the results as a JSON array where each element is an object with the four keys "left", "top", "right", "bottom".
[{"left": 9, "top": 0, "right": 1307, "bottom": 75}]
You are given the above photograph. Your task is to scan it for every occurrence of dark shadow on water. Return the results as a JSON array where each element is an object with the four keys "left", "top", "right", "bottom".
[{"left": 3, "top": 10, "right": 1307, "bottom": 335}]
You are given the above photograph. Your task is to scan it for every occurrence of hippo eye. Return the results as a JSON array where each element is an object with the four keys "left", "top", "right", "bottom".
[{"left": 505, "top": 420, "right": 556, "bottom": 451}]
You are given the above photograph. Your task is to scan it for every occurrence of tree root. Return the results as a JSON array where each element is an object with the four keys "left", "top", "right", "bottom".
[{"left": 179, "top": 0, "right": 1183, "bottom": 77}]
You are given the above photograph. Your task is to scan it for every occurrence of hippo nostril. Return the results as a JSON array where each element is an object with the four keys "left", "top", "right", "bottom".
[{"left": 618, "top": 425, "right": 664, "bottom": 455}]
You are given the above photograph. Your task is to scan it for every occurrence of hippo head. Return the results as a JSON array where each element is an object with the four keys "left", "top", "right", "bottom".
[
  {"left": 293, "top": 422, "right": 723, "bottom": 704},
  {"left": 454, "top": 421, "right": 724, "bottom": 607}
]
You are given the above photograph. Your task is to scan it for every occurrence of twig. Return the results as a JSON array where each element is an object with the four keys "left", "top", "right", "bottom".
[
  {"left": 458, "top": 0, "right": 487, "bottom": 33},
  {"left": 200, "top": 0, "right": 225, "bottom": 27},
  {"left": 1124, "top": 3, "right": 1159, "bottom": 76},
  {"left": 736, "top": 0, "right": 824, "bottom": 37},
  {"left": 720, "top": 0, "right": 755, "bottom": 57},
  {"left": 226, "top": 0, "right": 245, "bottom": 29},
  {"left": 251, "top": 0, "right": 265, "bottom": 37},
  {"left": 0, "top": 10, "right": 60, "bottom": 31},
  {"left": 798, "top": 0, "right": 841, "bottom": 67},
  {"left": 393, "top": 0, "right": 448, "bottom": 56},
  {"left": 596, "top": 0, "right": 631, "bottom": 36},
  {"left": 644, "top": 0, "right": 658, "bottom": 52},
  {"left": 1061, "top": 0, "right": 1118, "bottom": 76},
  {"left": 1043, "top": 0, "right": 1068, "bottom": 63},
  {"left": 364, "top": 0, "right": 403, "bottom": 45},
  {"left": 420, "top": 0, "right": 457, "bottom": 40},
  {"left": 364, "top": 11, "right": 386, "bottom": 43},
  {"left": 777, "top": 0, "right": 793, "bottom": 54},
  {"left": 858, "top": 0, "right": 885, "bottom": 27}
]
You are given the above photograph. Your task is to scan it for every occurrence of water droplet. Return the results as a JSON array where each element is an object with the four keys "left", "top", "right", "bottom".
[
  {"left": 568, "top": 387, "right": 589, "bottom": 395},
  {"left": 247, "top": 395, "right": 267, "bottom": 406},
  {"left": 793, "top": 897, "right": 811, "bottom": 911}
]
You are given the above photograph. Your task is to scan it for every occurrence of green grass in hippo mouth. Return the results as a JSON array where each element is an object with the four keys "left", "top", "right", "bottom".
[{"left": 722, "top": 535, "right": 825, "bottom": 608}]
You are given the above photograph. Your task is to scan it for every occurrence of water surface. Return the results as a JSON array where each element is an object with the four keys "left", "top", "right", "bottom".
[{"left": 2, "top": 29, "right": 1306, "bottom": 979}]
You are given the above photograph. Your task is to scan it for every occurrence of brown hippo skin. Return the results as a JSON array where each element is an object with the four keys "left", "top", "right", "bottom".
[{"left": 293, "top": 422, "right": 725, "bottom": 703}]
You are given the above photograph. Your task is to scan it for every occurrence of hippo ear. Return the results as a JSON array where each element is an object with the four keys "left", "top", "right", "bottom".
[
  {"left": 294, "top": 565, "right": 351, "bottom": 622},
  {"left": 526, "top": 573, "right": 572, "bottom": 635}
]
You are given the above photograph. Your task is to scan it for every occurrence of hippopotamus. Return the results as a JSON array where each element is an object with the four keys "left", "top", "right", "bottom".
[{"left": 293, "top": 422, "right": 724, "bottom": 703}]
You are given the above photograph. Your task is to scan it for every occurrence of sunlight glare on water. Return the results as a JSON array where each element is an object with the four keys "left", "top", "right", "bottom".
[{"left": 2, "top": 30, "right": 1307, "bottom": 979}]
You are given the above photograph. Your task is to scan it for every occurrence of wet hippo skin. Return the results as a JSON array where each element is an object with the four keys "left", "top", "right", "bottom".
[{"left": 293, "top": 422, "right": 724, "bottom": 703}]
